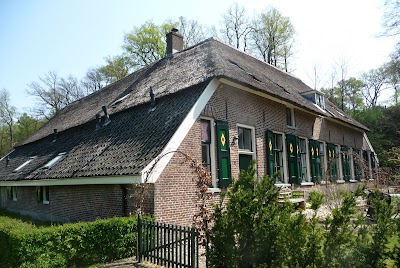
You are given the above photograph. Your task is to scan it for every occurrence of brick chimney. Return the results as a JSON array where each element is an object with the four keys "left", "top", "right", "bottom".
[{"left": 166, "top": 28, "right": 183, "bottom": 55}]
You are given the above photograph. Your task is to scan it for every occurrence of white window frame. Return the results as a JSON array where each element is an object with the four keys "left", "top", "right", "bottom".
[
  {"left": 42, "top": 186, "right": 50, "bottom": 204},
  {"left": 42, "top": 152, "right": 66, "bottom": 169},
  {"left": 200, "top": 117, "right": 218, "bottom": 189},
  {"left": 13, "top": 156, "right": 37, "bottom": 172},
  {"left": 286, "top": 107, "right": 296, "bottom": 129},
  {"left": 237, "top": 124, "right": 256, "bottom": 167},
  {"left": 298, "top": 137, "right": 312, "bottom": 184},
  {"left": 12, "top": 186, "right": 17, "bottom": 201}
]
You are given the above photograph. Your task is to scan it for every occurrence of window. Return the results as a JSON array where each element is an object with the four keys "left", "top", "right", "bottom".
[
  {"left": 238, "top": 125, "right": 255, "bottom": 172},
  {"left": 42, "top": 152, "right": 66, "bottom": 169},
  {"left": 286, "top": 107, "right": 295, "bottom": 127},
  {"left": 298, "top": 138, "right": 308, "bottom": 182},
  {"left": 12, "top": 186, "right": 17, "bottom": 201},
  {"left": 301, "top": 90, "right": 325, "bottom": 109},
  {"left": 200, "top": 118, "right": 217, "bottom": 187},
  {"left": 36, "top": 186, "right": 50, "bottom": 204},
  {"left": 13, "top": 156, "right": 36, "bottom": 172}
]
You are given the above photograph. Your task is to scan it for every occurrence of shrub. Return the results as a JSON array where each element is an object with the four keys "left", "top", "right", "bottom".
[{"left": 0, "top": 215, "right": 147, "bottom": 268}]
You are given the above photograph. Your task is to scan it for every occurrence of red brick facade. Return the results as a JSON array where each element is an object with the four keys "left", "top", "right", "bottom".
[{"left": 151, "top": 84, "right": 370, "bottom": 226}]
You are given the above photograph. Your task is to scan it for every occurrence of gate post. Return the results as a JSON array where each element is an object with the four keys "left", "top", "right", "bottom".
[{"left": 137, "top": 214, "right": 142, "bottom": 263}]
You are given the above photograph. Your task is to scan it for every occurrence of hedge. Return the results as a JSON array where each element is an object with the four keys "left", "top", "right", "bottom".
[{"left": 0, "top": 215, "right": 149, "bottom": 268}]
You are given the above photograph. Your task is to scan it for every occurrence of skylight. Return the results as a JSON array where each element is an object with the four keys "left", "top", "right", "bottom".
[
  {"left": 42, "top": 152, "right": 66, "bottom": 169},
  {"left": 13, "top": 156, "right": 36, "bottom": 172}
]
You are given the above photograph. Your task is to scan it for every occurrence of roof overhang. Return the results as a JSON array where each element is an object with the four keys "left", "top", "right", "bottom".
[
  {"left": 219, "top": 78, "right": 368, "bottom": 132},
  {"left": 141, "top": 78, "right": 221, "bottom": 183},
  {"left": 0, "top": 175, "right": 141, "bottom": 187}
]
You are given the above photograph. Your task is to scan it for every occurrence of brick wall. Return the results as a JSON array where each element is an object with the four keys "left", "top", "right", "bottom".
[
  {"left": 3, "top": 184, "right": 134, "bottom": 222},
  {"left": 154, "top": 83, "right": 367, "bottom": 225}
]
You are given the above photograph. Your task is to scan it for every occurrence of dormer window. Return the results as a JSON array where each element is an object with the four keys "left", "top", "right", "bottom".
[
  {"left": 301, "top": 90, "right": 325, "bottom": 110},
  {"left": 286, "top": 107, "right": 295, "bottom": 128},
  {"left": 13, "top": 156, "right": 37, "bottom": 172},
  {"left": 41, "top": 152, "right": 66, "bottom": 170}
]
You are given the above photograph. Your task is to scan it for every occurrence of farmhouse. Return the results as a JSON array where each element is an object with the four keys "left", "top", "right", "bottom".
[{"left": 0, "top": 30, "right": 377, "bottom": 225}]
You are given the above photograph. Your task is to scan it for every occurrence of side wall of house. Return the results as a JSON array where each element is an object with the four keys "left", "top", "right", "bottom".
[
  {"left": 154, "top": 84, "right": 367, "bottom": 225},
  {"left": 1, "top": 184, "right": 151, "bottom": 222}
]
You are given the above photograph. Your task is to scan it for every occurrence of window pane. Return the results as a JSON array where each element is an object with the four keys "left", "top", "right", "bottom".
[
  {"left": 201, "top": 120, "right": 211, "bottom": 143},
  {"left": 286, "top": 108, "right": 292, "bottom": 126},
  {"left": 202, "top": 144, "right": 211, "bottom": 171},
  {"left": 238, "top": 127, "right": 252, "bottom": 151}
]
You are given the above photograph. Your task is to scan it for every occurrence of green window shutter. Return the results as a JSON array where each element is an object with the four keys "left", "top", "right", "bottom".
[
  {"left": 309, "top": 139, "right": 318, "bottom": 182},
  {"left": 216, "top": 120, "right": 231, "bottom": 188},
  {"left": 36, "top": 186, "right": 42, "bottom": 202},
  {"left": 286, "top": 134, "right": 300, "bottom": 184},
  {"left": 265, "top": 130, "right": 275, "bottom": 177}
]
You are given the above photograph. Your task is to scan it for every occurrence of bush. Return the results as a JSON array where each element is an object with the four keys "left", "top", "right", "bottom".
[
  {"left": 207, "top": 163, "right": 400, "bottom": 268},
  {"left": 0, "top": 215, "right": 147, "bottom": 268}
]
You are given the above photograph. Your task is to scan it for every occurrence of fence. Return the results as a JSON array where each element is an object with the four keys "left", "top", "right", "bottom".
[{"left": 137, "top": 215, "right": 199, "bottom": 268}]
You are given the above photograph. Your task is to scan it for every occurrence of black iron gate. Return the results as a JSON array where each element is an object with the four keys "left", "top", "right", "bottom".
[{"left": 137, "top": 215, "right": 199, "bottom": 268}]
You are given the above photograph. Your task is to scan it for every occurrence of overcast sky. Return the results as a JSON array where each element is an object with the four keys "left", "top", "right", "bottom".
[{"left": 0, "top": 0, "right": 397, "bottom": 113}]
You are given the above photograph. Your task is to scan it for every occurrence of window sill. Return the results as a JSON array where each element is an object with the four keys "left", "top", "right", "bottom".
[
  {"left": 207, "top": 188, "right": 221, "bottom": 194},
  {"left": 336, "top": 180, "right": 345, "bottom": 184},
  {"left": 349, "top": 179, "right": 358, "bottom": 183},
  {"left": 300, "top": 182, "right": 314, "bottom": 186},
  {"left": 43, "top": 201, "right": 50, "bottom": 205},
  {"left": 287, "top": 125, "right": 297, "bottom": 130},
  {"left": 274, "top": 183, "right": 291, "bottom": 188}
]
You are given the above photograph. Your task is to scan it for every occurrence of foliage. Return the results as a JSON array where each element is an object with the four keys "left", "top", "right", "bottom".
[
  {"left": 123, "top": 20, "right": 177, "bottom": 69},
  {"left": 98, "top": 55, "right": 132, "bottom": 84},
  {"left": 251, "top": 7, "right": 295, "bottom": 72},
  {"left": 208, "top": 163, "right": 314, "bottom": 268},
  {"left": 353, "top": 106, "right": 400, "bottom": 166},
  {"left": 0, "top": 214, "right": 145, "bottom": 268},
  {"left": 207, "top": 164, "right": 400, "bottom": 267}
]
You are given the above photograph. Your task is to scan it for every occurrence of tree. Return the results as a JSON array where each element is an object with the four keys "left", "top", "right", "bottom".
[
  {"left": 178, "top": 16, "right": 205, "bottom": 48},
  {"left": 123, "top": 20, "right": 177, "bottom": 68},
  {"left": 250, "top": 7, "right": 295, "bottom": 72},
  {"left": 361, "top": 67, "right": 388, "bottom": 107},
  {"left": 14, "top": 113, "right": 44, "bottom": 144},
  {"left": 98, "top": 55, "right": 131, "bottom": 84},
  {"left": 0, "top": 88, "right": 17, "bottom": 153},
  {"left": 340, "top": 77, "right": 365, "bottom": 113},
  {"left": 220, "top": 3, "right": 252, "bottom": 51},
  {"left": 382, "top": 0, "right": 400, "bottom": 37},
  {"left": 386, "top": 50, "right": 400, "bottom": 105},
  {"left": 27, "top": 71, "right": 82, "bottom": 119},
  {"left": 81, "top": 68, "right": 105, "bottom": 95}
]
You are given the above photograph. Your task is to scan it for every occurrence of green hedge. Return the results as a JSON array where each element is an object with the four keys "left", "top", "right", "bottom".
[{"left": 0, "top": 215, "right": 148, "bottom": 268}]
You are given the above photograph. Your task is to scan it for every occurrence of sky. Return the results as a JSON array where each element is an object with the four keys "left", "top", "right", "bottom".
[{"left": 0, "top": 0, "right": 397, "bottom": 113}]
